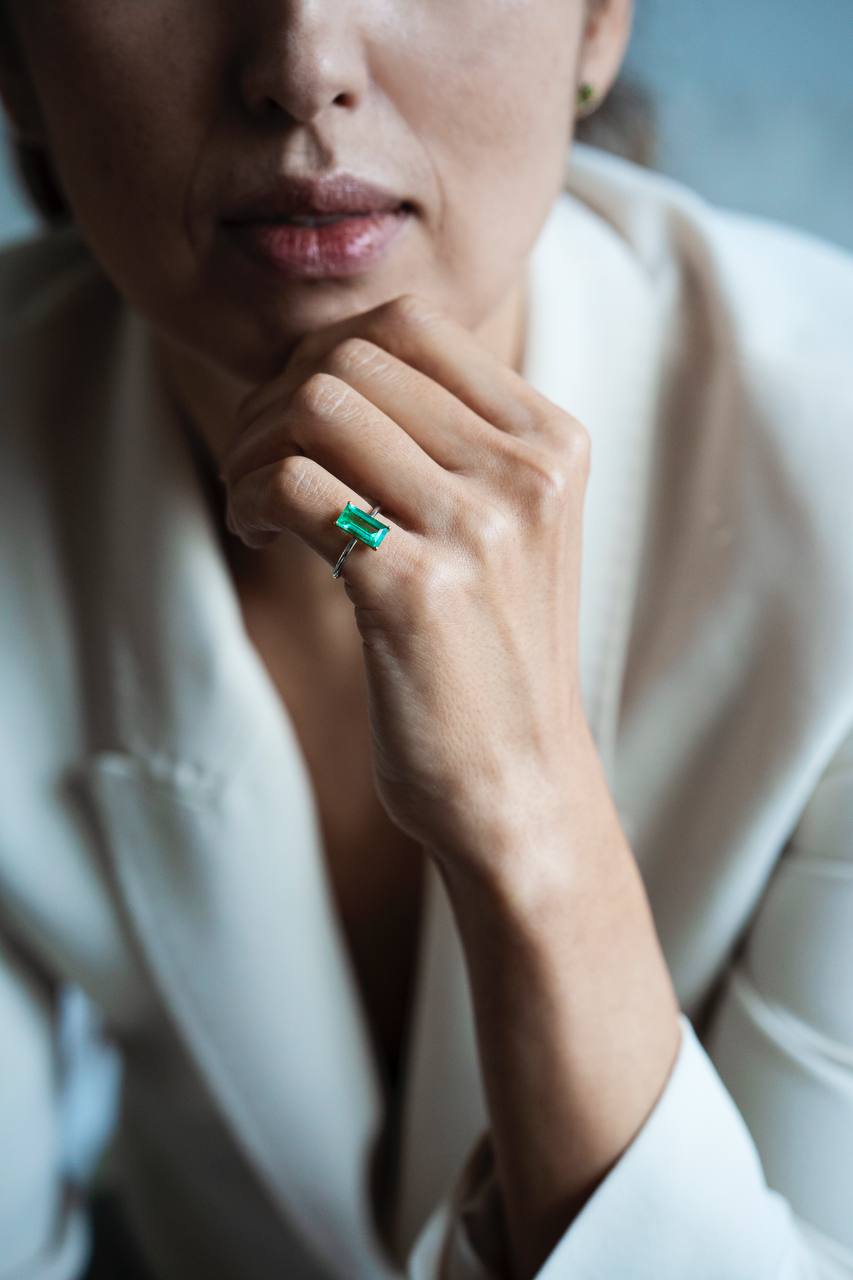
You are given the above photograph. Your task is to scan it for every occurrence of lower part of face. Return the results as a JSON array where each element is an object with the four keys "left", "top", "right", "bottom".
[{"left": 10, "top": 1, "right": 586, "bottom": 387}]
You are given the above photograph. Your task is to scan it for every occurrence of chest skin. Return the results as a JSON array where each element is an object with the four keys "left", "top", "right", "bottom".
[{"left": 235, "top": 576, "right": 428, "bottom": 1257}]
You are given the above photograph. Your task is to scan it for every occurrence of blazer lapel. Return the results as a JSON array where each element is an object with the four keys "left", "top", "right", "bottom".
[
  {"left": 68, "top": 302, "right": 398, "bottom": 1279},
  {"left": 391, "top": 153, "right": 668, "bottom": 1258}
]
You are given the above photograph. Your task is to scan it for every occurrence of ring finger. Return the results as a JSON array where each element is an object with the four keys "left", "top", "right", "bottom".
[
  {"left": 227, "top": 448, "right": 425, "bottom": 591},
  {"left": 226, "top": 375, "right": 461, "bottom": 541},
  {"left": 227, "top": 369, "right": 461, "bottom": 526}
]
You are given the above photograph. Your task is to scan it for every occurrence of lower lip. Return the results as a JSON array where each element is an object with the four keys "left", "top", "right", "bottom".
[{"left": 222, "top": 207, "right": 412, "bottom": 279}]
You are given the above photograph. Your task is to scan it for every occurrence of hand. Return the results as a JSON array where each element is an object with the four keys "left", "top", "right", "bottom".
[{"left": 220, "top": 293, "right": 594, "bottom": 883}]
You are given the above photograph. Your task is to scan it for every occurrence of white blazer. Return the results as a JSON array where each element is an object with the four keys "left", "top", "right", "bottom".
[{"left": 2, "top": 142, "right": 853, "bottom": 1280}]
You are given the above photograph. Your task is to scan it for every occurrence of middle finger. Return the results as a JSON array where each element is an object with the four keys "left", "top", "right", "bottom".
[
  {"left": 224, "top": 335, "right": 498, "bottom": 485},
  {"left": 225, "top": 368, "right": 461, "bottom": 535}
]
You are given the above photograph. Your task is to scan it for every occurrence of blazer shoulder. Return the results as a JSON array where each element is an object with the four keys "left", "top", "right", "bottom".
[
  {"left": 566, "top": 148, "right": 853, "bottom": 636},
  {"left": 566, "top": 145, "right": 853, "bottom": 374},
  {"left": 698, "top": 205, "right": 853, "bottom": 375}
]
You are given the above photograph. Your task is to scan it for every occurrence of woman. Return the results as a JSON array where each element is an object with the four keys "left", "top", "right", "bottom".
[{"left": 1, "top": 2, "right": 851, "bottom": 1278}]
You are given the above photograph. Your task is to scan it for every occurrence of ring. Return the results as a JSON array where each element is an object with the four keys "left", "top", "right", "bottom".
[{"left": 332, "top": 501, "right": 391, "bottom": 578}]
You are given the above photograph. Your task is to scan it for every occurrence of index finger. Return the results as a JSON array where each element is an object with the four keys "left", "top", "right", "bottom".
[{"left": 231, "top": 290, "right": 541, "bottom": 445}]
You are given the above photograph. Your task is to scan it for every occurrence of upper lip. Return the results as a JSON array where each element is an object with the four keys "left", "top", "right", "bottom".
[{"left": 222, "top": 171, "right": 409, "bottom": 223}]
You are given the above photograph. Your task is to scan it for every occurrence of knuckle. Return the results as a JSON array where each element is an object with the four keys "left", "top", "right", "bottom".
[
  {"left": 385, "top": 291, "right": 439, "bottom": 330},
  {"left": 398, "top": 541, "right": 434, "bottom": 595},
  {"left": 326, "top": 335, "right": 385, "bottom": 378},
  {"left": 409, "top": 551, "right": 457, "bottom": 612},
  {"left": 229, "top": 456, "right": 311, "bottom": 542},
  {"left": 464, "top": 502, "right": 514, "bottom": 556},
  {"left": 532, "top": 462, "right": 572, "bottom": 507},
  {"left": 292, "top": 370, "right": 349, "bottom": 418},
  {"left": 274, "top": 453, "right": 317, "bottom": 504},
  {"left": 522, "top": 426, "right": 591, "bottom": 510},
  {"left": 517, "top": 447, "right": 573, "bottom": 511},
  {"left": 388, "top": 541, "right": 451, "bottom": 615},
  {"left": 517, "top": 395, "right": 557, "bottom": 436}
]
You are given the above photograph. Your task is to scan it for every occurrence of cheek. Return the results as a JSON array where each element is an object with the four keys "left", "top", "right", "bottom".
[
  {"left": 388, "top": 0, "right": 576, "bottom": 298},
  {"left": 10, "top": 0, "right": 579, "bottom": 375},
  {"left": 17, "top": 5, "right": 204, "bottom": 300},
  {"left": 394, "top": 0, "right": 575, "bottom": 204}
]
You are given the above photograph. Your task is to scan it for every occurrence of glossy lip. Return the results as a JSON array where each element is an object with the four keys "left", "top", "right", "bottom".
[
  {"left": 223, "top": 207, "right": 413, "bottom": 280},
  {"left": 221, "top": 170, "right": 410, "bottom": 222}
]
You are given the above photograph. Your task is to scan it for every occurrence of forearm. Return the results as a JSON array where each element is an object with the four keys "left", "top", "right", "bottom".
[{"left": 430, "top": 736, "right": 681, "bottom": 1280}]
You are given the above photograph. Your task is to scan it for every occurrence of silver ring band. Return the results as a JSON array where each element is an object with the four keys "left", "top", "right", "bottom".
[{"left": 332, "top": 504, "right": 383, "bottom": 578}]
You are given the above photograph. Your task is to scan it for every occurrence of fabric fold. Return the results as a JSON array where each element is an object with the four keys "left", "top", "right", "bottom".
[{"left": 403, "top": 1014, "right": 818, "bottom": 1280}]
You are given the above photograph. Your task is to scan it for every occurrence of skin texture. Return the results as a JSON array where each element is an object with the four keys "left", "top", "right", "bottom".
[
  {"left": 0, "top": 0, "right": 628, "bottom": 600},
  {"left": 220, "top": 294, "right": 593, "bottom": 859},
  {"left": 1, "top": 4, "right": 682, "bottom": 1277}
]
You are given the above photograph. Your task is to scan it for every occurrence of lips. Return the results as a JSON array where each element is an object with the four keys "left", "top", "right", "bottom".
[
  {"left": 224, "top": 206, "right": 413, "bottom": 279},
  {"left": 222, "top": 170, "right": 410, "bottom": 225}
]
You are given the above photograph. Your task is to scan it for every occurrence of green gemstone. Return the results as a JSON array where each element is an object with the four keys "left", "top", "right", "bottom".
[{"left": 335, "top": 502, "right": 390, "bottom": 549}]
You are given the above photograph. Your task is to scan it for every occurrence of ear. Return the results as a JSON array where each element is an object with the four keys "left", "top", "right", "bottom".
[
  {"left": 0, "top": 15, "right": 47, "bottom": 146},
  {"left": 577, "top": 0, "right": 634, "bottom": 103}
]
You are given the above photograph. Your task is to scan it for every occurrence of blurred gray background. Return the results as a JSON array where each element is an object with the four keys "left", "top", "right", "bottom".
[
  {"left": 1, "top": 0, "right": 850, "bottom": 1192},
  {"left": 1, "top": 0, "right": 851, "bottom": 252},
  {"left": 621, "top": 0, "right": 852, "bottom": 253}
]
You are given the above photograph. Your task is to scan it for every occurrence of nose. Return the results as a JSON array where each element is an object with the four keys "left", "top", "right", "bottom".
[{"left": 236, "top": 0, "right": 368, "bottom": 126}]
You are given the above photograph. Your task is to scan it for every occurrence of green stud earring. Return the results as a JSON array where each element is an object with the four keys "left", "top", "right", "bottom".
[{"left": 577, "top": 82, "right": 596, "bottom": 116}]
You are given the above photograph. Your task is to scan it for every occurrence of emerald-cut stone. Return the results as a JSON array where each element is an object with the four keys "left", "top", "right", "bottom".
[{"left": 335, "top": 502, "right": 390, "bottom": 549}]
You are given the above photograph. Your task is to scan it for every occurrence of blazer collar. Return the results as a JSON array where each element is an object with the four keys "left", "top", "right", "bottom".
[{"left": 70, "top": 152, "right": 665, "bottom": 1275}]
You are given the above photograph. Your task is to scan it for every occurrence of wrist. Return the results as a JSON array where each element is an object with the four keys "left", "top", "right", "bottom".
[
  {"left": 432, "top": 826, "right": 634, "bottom": 968},
  {"left": 428, "top": 732, "right": 629, "bottom": 932}
]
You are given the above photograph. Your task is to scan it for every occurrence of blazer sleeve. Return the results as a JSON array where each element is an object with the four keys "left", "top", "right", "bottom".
[
  {"left": 0, "top": 928, "right": 89, "bottom": 1280},
  {"left": 404, "top": 723, "right": 853, "bottom": 1280}
]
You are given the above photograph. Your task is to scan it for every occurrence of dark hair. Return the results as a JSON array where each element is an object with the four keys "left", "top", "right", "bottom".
[{"left": 575, "top": 78, "right": 655, "bottom": 169}]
